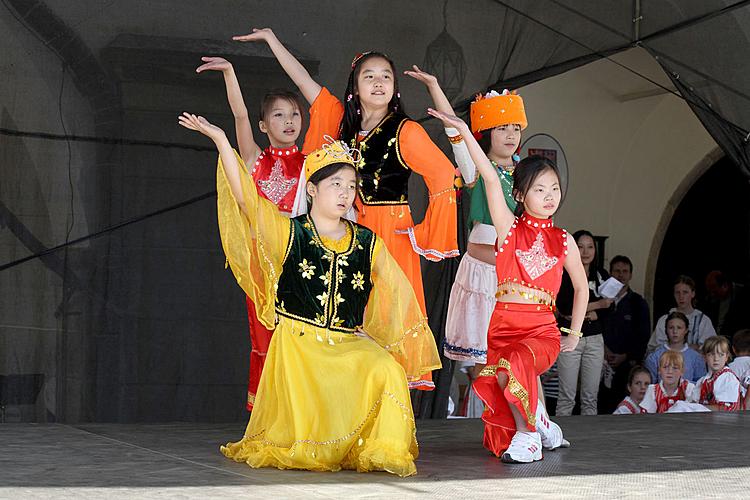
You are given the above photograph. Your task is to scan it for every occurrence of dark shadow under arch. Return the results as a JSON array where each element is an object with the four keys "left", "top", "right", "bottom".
[{"left": 652, "top": 156, "right": 750, "bottom": 321}]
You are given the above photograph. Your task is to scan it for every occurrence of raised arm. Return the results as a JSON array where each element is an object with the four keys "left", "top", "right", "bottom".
[
  {"left": 406, "top": 67, "right": 476, "bottom": 183},
  {"left": 405, "top": 65, "right": 454, "bottom": 115},
  {"left": 178, "top": 112, "right": 248, "bottom": 217},
  {"left": 427, "top": 108, "right": 514, "bottom": 235},
  {"left": 233, "top": 28, "right": 322, "bottom": 105},
  {"left": 196, "top": 57, "right": 259, "bottom": 165},
  {"left": 561, "top": 236, "right": 588, "bottom": 352}
]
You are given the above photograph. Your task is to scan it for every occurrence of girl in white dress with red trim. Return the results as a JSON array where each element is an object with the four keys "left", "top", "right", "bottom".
[
  {"left": 690, "top": 336, "right": 743, "bottom": 411},
  {"left": 613, "top": 366, "right": 650, "bottom": 414},
  {"left": 640, "top": 350, "right": 696, "bottom": 413}
]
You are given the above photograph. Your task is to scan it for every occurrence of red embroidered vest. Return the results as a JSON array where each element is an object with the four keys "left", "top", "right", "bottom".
[
  {"left": 654, "top": 379, "right": 689, "bottom": 413},
  {"left": 495, "top": 214, "right": 568, "bottom": 305},
  {"left": 699, "top": 367, "right": 741, "bottom": 411},
  {"left": 251, "top": 145, "right": 303, "bottom": 214}
]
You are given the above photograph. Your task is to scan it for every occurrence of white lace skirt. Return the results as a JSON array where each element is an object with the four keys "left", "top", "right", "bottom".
[{"left": 444, "top": 254, "right": 496, "bottom": 363}]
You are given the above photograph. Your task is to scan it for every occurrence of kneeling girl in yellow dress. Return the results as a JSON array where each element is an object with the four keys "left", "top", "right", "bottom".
[{"left": 178, "top": 112, "right": 442, "bottom": 477}]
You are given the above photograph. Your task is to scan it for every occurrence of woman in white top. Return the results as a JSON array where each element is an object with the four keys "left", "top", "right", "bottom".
[{"left": 647, "top": 275, "right": 716, "bottom": 354}]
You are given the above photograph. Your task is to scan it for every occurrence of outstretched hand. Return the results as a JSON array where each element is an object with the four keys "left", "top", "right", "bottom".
[
  {"left": 232, "top": 27, "right": 274, "bottom": 43},
  {"left": 196, "top": 56, "right": 232, "bottom": 74},
  {"left": 178, "top": 112, "right": 226, "bottom": 143},
  {"left": 427, "top": 108, "right": 468, "bottom": 131},
  {"left": 404, "top": 65, "right": 438, "bottom": 87}
]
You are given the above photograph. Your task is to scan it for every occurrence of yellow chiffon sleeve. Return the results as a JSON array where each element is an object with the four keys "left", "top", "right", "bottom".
[
  {"left": 363, "top": 237, "right": 442, "bottom": 381},
  {"left": 216, "top": 150, "right": 291, "bottom": 329}
]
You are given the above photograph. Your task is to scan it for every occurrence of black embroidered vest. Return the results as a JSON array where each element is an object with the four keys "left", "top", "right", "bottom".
[
  {"left": 350, "top": 113, "right": 411, "bottom": 205},
  {"left": 275, "top": 215, "right": 376, "bottom": 332}
]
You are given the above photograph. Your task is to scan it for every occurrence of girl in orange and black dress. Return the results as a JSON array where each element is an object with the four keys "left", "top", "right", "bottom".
[{"left": 233, "top": 28, "right": 459, "bottom": 389}]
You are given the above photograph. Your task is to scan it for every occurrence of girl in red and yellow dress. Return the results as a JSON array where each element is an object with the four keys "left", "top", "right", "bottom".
[
  {"left": 196, "top": 56, "right": 306, "bottom": 410},
  {"left": 429, "top": 108, "right": 589, "bottom": 463},
  {"left": 233, "top": 28, "right": 459, "bottom": 390},
  {"left": 178, "top": 111, "right": 440, "bottom": 477}
]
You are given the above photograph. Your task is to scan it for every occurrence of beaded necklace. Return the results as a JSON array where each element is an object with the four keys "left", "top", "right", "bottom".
[{"left": 490, "top": 159, "right": 515, "bottom": 203}]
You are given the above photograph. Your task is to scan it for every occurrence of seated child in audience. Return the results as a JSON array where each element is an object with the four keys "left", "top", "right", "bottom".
[
  {"left": 640, "top": 350, "right": 695, "bottom": 413},
  {"left": 690, "top": 336, "right": 742, "bottom": 411},
  {"left": 613, "top": 366, "right": 650, "bottom": 414},
  {"left": 645, "top": 312, "right": 706, "bottom": 383},
  {"left": 728, "top": 329, "right": 750, "bottom": 397}
]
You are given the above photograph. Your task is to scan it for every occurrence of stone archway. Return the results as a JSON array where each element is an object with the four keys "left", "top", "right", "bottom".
[
  {"left": 646, "top": 148, "right": 750, "bottom": 320},
  {"left": 644, "top": 147, "right": 723, "bottom": 305}
]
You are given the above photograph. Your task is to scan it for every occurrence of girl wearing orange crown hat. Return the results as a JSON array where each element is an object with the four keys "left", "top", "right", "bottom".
[
  {"left": 233, "top": 28, "right": 459, "bottom": 391},
  {"left": 407, "top": 68, "right": 526, "bottom": 414},
  {"left": 428, "top": 107, "right": 588, "bottom": 463},
  {"left": 178, "top": 112, "right": 441, "bottom": 476}
]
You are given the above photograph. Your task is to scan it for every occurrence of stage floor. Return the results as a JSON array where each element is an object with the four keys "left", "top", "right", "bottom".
[{"left": 1, "top": 412, "right": 749, "bottom": 499}]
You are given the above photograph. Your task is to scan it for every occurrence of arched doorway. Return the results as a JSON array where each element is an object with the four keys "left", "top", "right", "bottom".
[{"left": 652, "top": 156, "right": 750, "bottom": 322}]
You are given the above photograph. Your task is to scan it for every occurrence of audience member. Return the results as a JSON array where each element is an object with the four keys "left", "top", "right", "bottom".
[
  {"left": 600, "top": 255, "right": 651, "bottom": 413},
  {"left": 644, "top": 312, "right": 706, "bottom": 383},
  {"left": 690, "top": 336, "right": 742, "bottom": 411},
  {"left": 556, "top": 230, "right": 611, "bottom": 416},
  {"left": 640, "top": 350, "right": 695, "bottom": 413},
  {"left": 613, "top": 366, "right": 650, "bottom": 414},
  {"left": 647, "top": 275, "right": 716, "bottom": 353},
  {"left": 703, "top": 271, "right": 750, "bottom": 339}
]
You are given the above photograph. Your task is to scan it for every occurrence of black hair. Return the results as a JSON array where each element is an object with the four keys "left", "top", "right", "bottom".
[
  {"left": 732, "top": 329, "right": 750, "bottom": 354},
  {"left": 340, "top": 52, "right": 405, "bottom": 144},
  {"left": 572, "top": 230, "right": 600, "bottom": 281},
  {"left": 260, "top": 90, "right": 305, "bottom": 123},
  {"left": 477, "top": 124, "right": 522, "bottom": 155},
  {"left": 305, "top": 162, "right": 359, "bottom": 210},
  {"left": 511, "top": 155, "right": 563, "bottom": 217},
  {"left": 666, "top": 311, "right": 690, "bottom": 336},
  {"left": 610, "top": 255, "right": 633, "bottom": 273},
  {"left": 627, "top": 365, "right": 651, "bottom": 386}
]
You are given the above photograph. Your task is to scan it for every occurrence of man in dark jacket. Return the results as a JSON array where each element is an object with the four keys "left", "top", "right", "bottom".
[
  {"left": 599, "top": 255, "right": 651, "bottom": 413},
  {"left": 703, "top": 270, "right": 750, "bottom": 340}
]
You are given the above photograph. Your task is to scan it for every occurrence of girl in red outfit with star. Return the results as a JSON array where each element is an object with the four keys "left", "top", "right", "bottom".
[
  {"left": 196, "top": 56, "right": 306, "bottom": 410},
  {"left": 429, "top": 108, "right": 589, "bottom": 464}
]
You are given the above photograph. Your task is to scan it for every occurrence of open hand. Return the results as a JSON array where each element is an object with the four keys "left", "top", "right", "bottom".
[
  {"left": 404, "top": 65, "right": 438, "bottom": 87},
  {"left": 178, "top": 112, "right": 226, "bottom": 143},
  {"left": 196, "top": 56, "right": 232, "bottom": 74},
  {"left": 427, "top": 108, "right": 468, "bottom": 132},
  {"left": 232, "top": 27, "right": 275, "bottom": 43}
]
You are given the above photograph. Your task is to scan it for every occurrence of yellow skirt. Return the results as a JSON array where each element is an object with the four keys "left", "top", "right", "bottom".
[{"left": 221, "top": 317, "right": 419, "bottom": 477}]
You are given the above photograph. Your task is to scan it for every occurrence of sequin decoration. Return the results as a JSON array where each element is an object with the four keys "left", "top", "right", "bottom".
[
  {"left": 258, "top": 158, "right": 297, "bottom": 205},
  {"left": 515, "top": 232, "right": 559, "bottom": 280}
]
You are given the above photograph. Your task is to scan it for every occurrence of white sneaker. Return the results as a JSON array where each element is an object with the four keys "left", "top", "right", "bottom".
[
  {"left": 536, "top": 401, "right": 570, "bottom": 450},
  {"left": 501, "top": 431, "right": 543, "bottom": 463}
]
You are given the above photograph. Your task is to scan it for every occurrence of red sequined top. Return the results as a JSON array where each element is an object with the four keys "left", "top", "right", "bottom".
[
  {"left": 495, "top": 213, "right": 569, "bottom": 302},
  {"left": 250, "top": 145, "right": 304, "bottom": 215}
]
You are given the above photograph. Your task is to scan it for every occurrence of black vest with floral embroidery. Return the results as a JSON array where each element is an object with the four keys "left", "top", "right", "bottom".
[
  {"left": 275, "top": 215, "right": 376, "bottom": 332},
  {"left": 350, "top": 112, "right": 411, "bottom": 205}
]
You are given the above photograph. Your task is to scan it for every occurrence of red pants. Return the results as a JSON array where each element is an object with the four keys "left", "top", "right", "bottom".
[
  {"left": 473, "top": 303, "right": 559, "bottom": 457},
  {"left": 245, "top": 296, "right": 273, "bottom": 411}
]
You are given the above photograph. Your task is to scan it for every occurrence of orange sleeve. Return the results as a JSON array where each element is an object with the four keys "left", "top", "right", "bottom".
[
  {"left": 301, "top": 87, "right": 345, "bottom": 155},
  {"left": 396, "top": 121, "right": 459, "bottom": 261}
]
